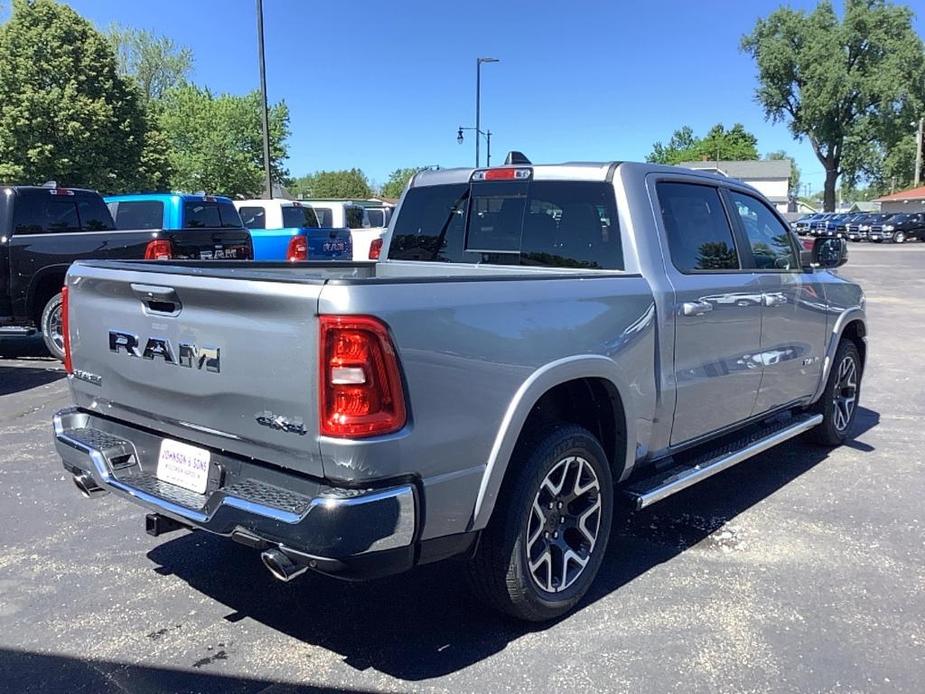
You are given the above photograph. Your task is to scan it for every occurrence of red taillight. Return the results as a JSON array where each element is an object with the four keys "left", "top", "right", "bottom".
[
  {"left": 287, "top": 235, "right": 308, "bottom": 261},
  {"left": 144, "top": 238, "right": 173, "bottom": 260},
  {"left": 319, "top": 315, "right": 406, "bottom": 438},
  {"left": 61, "top": 285, "right": 72, "bottom": 374},
  {"left": 369, "top": 237, "right": 383, "bottom": 260}
]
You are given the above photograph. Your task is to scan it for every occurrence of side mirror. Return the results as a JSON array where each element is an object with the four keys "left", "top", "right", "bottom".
[{"left": 810, "top": 236, "right": 848, "bottom": 269}]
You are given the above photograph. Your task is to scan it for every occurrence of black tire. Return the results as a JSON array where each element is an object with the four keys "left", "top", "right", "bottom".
[
  {"left": 468, "top": 425, "right": 613, "bottom": 622},
  {"left": 810, "top": 340, "right": 862, "bottom": 446},
  {"left": 40, "top": 292, "right": 65, "bottom": 361}
]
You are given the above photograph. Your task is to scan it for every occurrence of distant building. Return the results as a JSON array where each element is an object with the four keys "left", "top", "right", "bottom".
[
  {"left": 875, "top": 185, "right": 925, "bottom": 213},
  {"left": 679, "top": 159, "right": 792, "bottom": 213}
]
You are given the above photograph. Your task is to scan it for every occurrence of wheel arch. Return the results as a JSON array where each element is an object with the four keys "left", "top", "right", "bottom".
[
  {"left": 28, "top": 264, "right": 69, "bottom": 324},
  {"left": 811, "top": 308, "right": 867, "bottom": 404},
  {"left": 469, "top": 355, "right": 636, "bottom": 531}
]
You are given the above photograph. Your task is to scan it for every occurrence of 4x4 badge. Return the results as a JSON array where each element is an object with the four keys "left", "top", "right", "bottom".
[{"left": 255, "top": 411, "right": 307, "bottom": 436}]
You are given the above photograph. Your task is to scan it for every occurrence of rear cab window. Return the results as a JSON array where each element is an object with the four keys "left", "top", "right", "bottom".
[
  {"left": 281, "top": 205, "right": 320, "bottom": 229},
  {"left": 345, "top": 206, "right": 365, "bottom": 229},
  {"left": 112, "top": 200, "right": 164, "bottom": 230},
  {"left": 389, "top": 178, "right": 623, "bottom": 270},
  {"left": 12, "top": 189, "right": 114, "bottom": 234},
  {"left": 183, "top": 200, "right": 243, "bottom": 228},
  {"left": 239, "top": 206, "right": 267, "bottom": 229}
]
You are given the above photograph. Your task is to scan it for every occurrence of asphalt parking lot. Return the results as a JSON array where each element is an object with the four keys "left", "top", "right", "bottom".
[{"left": 1, "top": 244, "right": 923, "bottom": 693}]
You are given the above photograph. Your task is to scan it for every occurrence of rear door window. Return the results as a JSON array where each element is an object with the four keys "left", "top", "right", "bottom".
[
  {"left": 656, "top": 182, "right": 740, "bottom": 272},
  {"left": 113, "top": 200, "right": 164, "bottom": 230},
  {"left": 12, "top": 190, "right": 83, "bottom": 234},
  {"left": 282, "top": 205, "right": 320, "bottom": 228}
]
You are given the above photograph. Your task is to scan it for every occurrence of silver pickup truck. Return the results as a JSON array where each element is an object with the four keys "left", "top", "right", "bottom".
[{"left": 52, "top": 157, "right": 866, "bottom": 622}]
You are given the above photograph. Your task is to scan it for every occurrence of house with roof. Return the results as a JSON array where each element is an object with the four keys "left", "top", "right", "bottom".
[
  {"left": 875, "top": 185, "right": 925, "bottom": 213},
  {"left": 678, "top": 159, "right": 792, "bottom": 213}
]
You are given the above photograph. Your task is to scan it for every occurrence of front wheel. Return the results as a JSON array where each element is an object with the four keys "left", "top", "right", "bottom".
[
  {"left": 893, "top": 231, "right": 906, "bottom": 244},
  {"left": 40, "top": 292, "right": 65, "bottom": 361},
  {"left": 810, "top": 340, "right": 862, "bottom": 446},
  {"left": 468, "top": 425, "right": 613, "bottom": 622}
]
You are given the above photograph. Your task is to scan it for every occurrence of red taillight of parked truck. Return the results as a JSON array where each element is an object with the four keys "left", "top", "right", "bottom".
[
  {"left": 287, "top": 236, "right": 308, "bottom": 261},
  {"left": 368, "top": 238, "right": 383, "bottom": 260},
  {"left": 144, "top": 238, "right": 173, "bottom": 260},
  {"left": 319, "top": 315, "right": 406, "bottom": 438},
  {"left": 61, "top": 285, "right": 72, "bottom": 374}
]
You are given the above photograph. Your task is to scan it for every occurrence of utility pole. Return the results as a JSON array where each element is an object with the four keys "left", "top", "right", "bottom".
[
  {"left": 474, "top": 57, "right": 499, "bottom": 167},
  {"left": 256, "top": 0, "right": 273, "bottom": 199},
  {"left": 915, "top": 117, "right": 923, "bottom": 188}
]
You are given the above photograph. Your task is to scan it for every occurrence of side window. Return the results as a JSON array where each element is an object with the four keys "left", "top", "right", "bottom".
[
  {"left": 238, "top": 206, "right": 266, "bottom": 229},
  {"left": 727, "top": 191, "right": 797, "bottom": 271},
  {"left": 657, "top": 182, "right": 740, "bottom": 272},
  {"left": 113, "top": 201, "right": 163, "bottom": 230},
  {"left": 345, "top": 206, "right": 365, "bottom": 229}
]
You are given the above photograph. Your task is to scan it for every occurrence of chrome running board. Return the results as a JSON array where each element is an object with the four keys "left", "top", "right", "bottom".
[{"left": 624, "top": 413, "right": 823, "bottom": 509}]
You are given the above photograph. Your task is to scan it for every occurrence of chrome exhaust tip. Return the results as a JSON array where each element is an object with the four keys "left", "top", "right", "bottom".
[
  {"left": 261, "top": 547, "right": 309, "bottom": 582},
  {"left": 73, "top": 471, "right": 108, "bottom": 498}
]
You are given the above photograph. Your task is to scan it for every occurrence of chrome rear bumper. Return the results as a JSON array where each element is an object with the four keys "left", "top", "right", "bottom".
[{"left": 53, "top": 408, "right": 416, "bottom": 562}]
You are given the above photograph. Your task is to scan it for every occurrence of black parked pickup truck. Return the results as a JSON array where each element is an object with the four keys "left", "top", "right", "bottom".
[{"left": 0, "top": 185, "right": 253, "bottom": 359}]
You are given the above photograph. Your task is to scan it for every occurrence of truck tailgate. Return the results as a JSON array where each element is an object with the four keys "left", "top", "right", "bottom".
[
  {"left": 66, "top": 262, "right": 325, "bottom": 476},
  {"left": 164, "top": 228, "right": 253, "bottom": 260}
]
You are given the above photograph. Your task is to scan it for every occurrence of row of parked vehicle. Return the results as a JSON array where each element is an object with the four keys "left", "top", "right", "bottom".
[
  {"left": 792, "top": 211, "right": 925, "bottom": 243},
  {"left": 0, "top": 183, "right": 391, "bottom": 359}
]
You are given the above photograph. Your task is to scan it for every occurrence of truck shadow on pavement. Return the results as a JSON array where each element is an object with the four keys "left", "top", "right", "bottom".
[
  {"left": 145, "top": 407, "right": 880, "bottom": 683},
  {"left": 0, "top": 364, "right": 64, "bottom": 396}
]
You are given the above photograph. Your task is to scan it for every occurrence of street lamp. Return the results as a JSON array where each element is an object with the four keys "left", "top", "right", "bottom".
[
  {"left": 456, "top": 127, "right": 493, "bottom": 166},
  {"left": 475, "top": 57, "right": 499, "bottom": 167}
]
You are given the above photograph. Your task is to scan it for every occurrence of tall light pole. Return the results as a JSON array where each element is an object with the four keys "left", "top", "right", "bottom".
[
  {"left": 256, "top": 0, "right": 273, "bottom": 199},
  {"left": 475, "top": 57, "right": 499, "bottom": 167},
  {"left": 914, "top": 117, "right": 923, "bottom": 188}
]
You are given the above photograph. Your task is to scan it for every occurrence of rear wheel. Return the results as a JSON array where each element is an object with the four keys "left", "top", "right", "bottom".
[
  {"left": 40, "top": 292, "right": 65, "bottom": 361},
  {"left": 468, "top": 425, "right": 613, "bottom": 622},
  {"left": 810, "top": 340, "right": 861, "bottom": 446}
]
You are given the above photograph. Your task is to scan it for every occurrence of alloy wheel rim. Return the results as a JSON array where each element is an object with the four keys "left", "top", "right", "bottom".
[
  {"left": 48, "top": 303, "right": 64, "bottom": 353},
  {"left": 833, "top": 354, "right": 858, "bottom": 432},
  {"left": 526, "top": 455, "right": 602, "bottom": 594}
]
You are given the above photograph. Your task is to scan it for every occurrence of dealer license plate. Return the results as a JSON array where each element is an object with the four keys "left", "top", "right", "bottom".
[{"left": 156, "top": 438, "right": 211, "bottom": 494}]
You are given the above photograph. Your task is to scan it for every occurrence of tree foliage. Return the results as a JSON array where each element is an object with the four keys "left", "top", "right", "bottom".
[
  {"left": 108, "top": 23, "right": 192, "bottom": 103},
  {"left": 380, "top": 167, "right": 429, "bottom": 198},
  {"left": 647, "top": 123, "right": 759, "bottom": 164},
  {"left": 289, "top": 168, "right": 371, "bottom": 199},
  {"left": 742, "top": 0, "right": 925, "bottom": 211},
  {"left": 0, "top": 0, "right": 165, "bottom": 190},
  {"left": 157, "top": 84, "right": 289, "bottom": 197}
]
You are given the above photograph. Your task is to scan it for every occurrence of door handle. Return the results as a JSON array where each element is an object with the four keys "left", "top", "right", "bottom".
[
  {"left": 682, "top": 301, "right": 713, "bottom": 316},
  {"left": 131, "top": 283, "right": 181, "bottom": 315}
]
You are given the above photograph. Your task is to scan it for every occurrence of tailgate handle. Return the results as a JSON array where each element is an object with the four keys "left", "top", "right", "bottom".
[{"left": 131, "top": 284, "right": 181, "bottom": 315}]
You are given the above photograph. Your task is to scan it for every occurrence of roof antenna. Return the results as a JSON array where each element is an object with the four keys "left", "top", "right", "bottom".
[{"left": 504, "top": 151, "right": 531, "bottom": 165}]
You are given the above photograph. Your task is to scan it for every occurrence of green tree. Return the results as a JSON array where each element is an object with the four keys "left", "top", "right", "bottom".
[
  {"left": 157, "top": 84, "right": 289, "bottom": 197},
  {"left": 108, "top": 24, "right": 192, "bottom": 104},
  {"left": 380, "top": 167, "right": 428, "bottom": 198},
  {"left": 0, "top": 0, "right": 167, "bottom": 191},
  {"left": 765, "top": 150, "right": 801, "bottom": 192},
  {"left": 647, "top": 123, "right": 759, "bottom": 164},
  {"left": 289, "top": 168, "right": 371, "bottom": 199},
  {"left": 742, "top": 0, "right": 925, "bottom": 211}
]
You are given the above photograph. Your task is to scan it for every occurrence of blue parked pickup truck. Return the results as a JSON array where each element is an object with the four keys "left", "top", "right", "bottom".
[
  {"left": 234, "top": 199, "right": 353, "bottom": 261},
  {"left": 104, "top": 194, "right": 253, "bottom": 261}
]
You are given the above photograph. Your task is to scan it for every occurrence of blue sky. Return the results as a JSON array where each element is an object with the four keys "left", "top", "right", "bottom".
[{"left": 29, "top": 1, "right": 925, "bottom": 188}]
